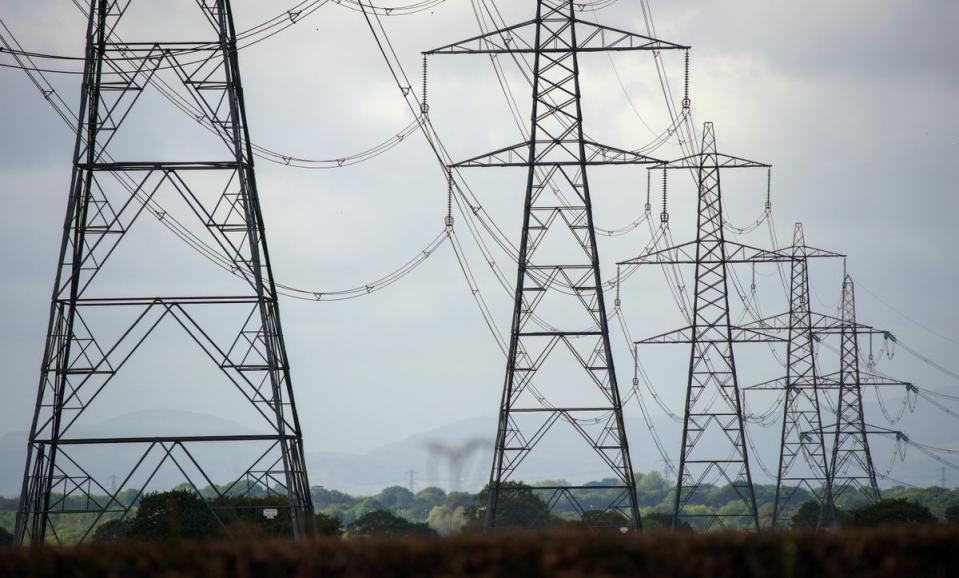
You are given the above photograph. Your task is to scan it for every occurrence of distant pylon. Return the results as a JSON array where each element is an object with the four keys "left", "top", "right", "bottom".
[
  {"left": 771, "top": 223, "right": 835, "bottom": 528},
  {"left": 15, "top": 0, "right": 313, "bottom": 544},
  {"left": 621, "top": 122, "right": 777, "bottom": 531},
  {"left": 427, "top": 0, "right": 688, "bottom": 530},
  {"left": 829, "top": 274, "right": 881, "bottom": 503},
  {"left": 739, "top": 261, "right": 906, "bottom": 522}
]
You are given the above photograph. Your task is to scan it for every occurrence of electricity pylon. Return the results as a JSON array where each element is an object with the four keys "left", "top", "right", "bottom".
[
  {"left": 15, "top": 0, "right": 313, "bottom": 544},
  {"left": 768, "top": 223, "right": 836, "bottom": 527},
  {"left": 742, "top": 266, "right": 906, "bottom": 523},
  {"left": 426, "top": 0, "right": 687, "bottom": 530},
  {"left": 734, "top": 224, "right": 845, "bottom": 528},
  {"left": 620, "top": 122, "right": 779, "bottom": 531},
  {"left": 829, "top": 274, "right": 881, "bottom": 502}
]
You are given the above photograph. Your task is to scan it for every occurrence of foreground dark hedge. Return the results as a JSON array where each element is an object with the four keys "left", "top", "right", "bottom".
[{"left": 1, "top": 526, "right": 957, "bottom": 578}]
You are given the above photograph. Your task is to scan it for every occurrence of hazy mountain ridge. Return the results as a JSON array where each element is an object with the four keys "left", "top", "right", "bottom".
[{"left": 0, "top": 394, "right": 954, "bottom": 497}]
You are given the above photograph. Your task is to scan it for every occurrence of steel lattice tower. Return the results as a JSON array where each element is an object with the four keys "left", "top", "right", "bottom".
[
  {"left": 770, "top": 223, "right": 836, "bottom": 528},
  {"left": 829, "top": 274, "right": 881, "bottom": 503},
  {"left": 427, "top": 0, "right": 687, "bottom": 529},
  {"left": 15, "top": 0, "right": 313, "bottom": 544},
  {"left": 621, "top": 122, "right": 777, "bottom": 530}
]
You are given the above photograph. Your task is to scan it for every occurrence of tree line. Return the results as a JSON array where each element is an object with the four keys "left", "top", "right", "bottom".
[{"left": 2, "top": 471, "right": 959, "bottom": 543}]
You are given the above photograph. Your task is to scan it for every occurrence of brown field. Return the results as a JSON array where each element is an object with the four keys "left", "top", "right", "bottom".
[{"left": 1, "top": 527, "right": 957, "bottom": 578}]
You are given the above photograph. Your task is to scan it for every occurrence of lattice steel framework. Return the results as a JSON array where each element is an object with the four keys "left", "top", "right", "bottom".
[
  {"left": 770, "top": 223, "right": 837, "bottom": 528},
  {"left": 829, "top": 274, "right": 881, "bottom": 502},
  {"left": 15, "top": 0, "right": 313, "bottom": 545},
  {"left": 427, "top": 0, "right": 687, "bottom": 530},
  {"left": 621, "top": 122, "right": 774, "bottom": 531}
]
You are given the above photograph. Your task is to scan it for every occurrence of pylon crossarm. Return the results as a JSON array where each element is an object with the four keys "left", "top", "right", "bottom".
[
  {"left": 618, "top": 240, "right": 697, "bottom": 265},
  {"left": 634, "top": 324, "right": 783, "bottom": 345},
  {"left": 735, "top": 311, "right": 885, "bottom": 336},
  {"left": 743, "top": 376, "right": 787, "bottom": 392},
  {"left": 812, "top": 425, "right": 901, "bottom": 436},
  {"left": 451, "top": 141, "right": 529, "bottom": 168},
  {"left": 634, "top": 326, "right": 693, "bottom": 344},
  {"left": 748, "top": 368, "right": 912, "bottom": 391},
  {"left": 860, "top": 425, "right": 904, "bottom": 436},
  {"left": 619, "top": 240, "right": 793, "bottom": 266},
  {"left": 570, "top": 19, "right": 688, "bottom": 51},
  {"left": 796, "top": 244, "right": 845, "bottom": 259},
  {"left": 858, "top": 370, "right": 912, "bottom": 388},
  {"left": 452, "top": 140, "right": 664, "bottom": 167},
  {"left": 656, "top": 152, "right": 770, "bottom": 170},
  {"left": 725, "top": 241, "right": 794, "bottom": 263},
  {"left": 583, "top": 140, "right": 663, "bottom": 164},
  {"left": 425, "top": 18, "right": 686, "bottom": 55},
  {"left": 809, "top": 370, "right": 910, "bottom": 389}
]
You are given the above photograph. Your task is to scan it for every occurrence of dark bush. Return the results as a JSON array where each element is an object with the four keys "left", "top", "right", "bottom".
[
  {"left": 1, "top": 527, "right": 959, "bottom": 577},
  {"left": 642, "top": 513, "right": 693, "bottom": 532},
  {"left": 314, "top": 512, "right": 343, "bottom": 536},
  {"left": 0, "top": 526, "right": 12, "bottom": 547},
  {"left": 944, "top": 505, "right": 959, "bottom": 526},
  {"left": 91, "top": 519, "right": 130, "bottom": 542},
  {"left": 580, "top": 509, "right": 629, "bottom": 531},
  {"left": 844, "top": 498, "right": 937, "bottom": 527},
  {"left": 91, "top": 491, "right": 299, "bottom": 542},
  {"left": 462, "top": 482, "right": 562, "bottom": 531},
  {"left": 791, "top": 500, "right": 844, "bottom": 529},
  {"left": 346, "top": 510, "right": 436, "bottom": 537},
  {"left": 125, "top": 490, "right": 217, "bottom": 541}
]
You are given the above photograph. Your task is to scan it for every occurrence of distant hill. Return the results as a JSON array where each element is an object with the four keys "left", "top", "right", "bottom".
[
  {"left": 302, "top": 392, "right": 959, "bottom": 494},
  {"left": 0, "top": 393, "right": 955, "bottom": 498}
]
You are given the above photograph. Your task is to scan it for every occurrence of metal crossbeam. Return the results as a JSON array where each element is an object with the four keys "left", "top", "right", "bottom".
[{"left": 425, "top": 16, "right": 688, "bottom": 55}]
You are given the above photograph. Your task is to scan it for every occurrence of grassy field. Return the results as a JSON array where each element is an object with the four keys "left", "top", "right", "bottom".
[{"left": 1, "top": 527, "right": 957, "bottom": 578}]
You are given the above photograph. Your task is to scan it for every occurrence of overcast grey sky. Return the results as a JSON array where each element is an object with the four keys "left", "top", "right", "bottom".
[{"left": 0, "top": 0, "right": 957, "bottom": 491}]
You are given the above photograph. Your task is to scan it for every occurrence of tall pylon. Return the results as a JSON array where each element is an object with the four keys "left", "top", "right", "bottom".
[
  {"left": 15, "top": 0, "right": 313, "bottom": 544},
  {"left": 822, "top": 275, "right": 910, "bottom": 504},
  {"left": 770, "top": 223, "right": 835, "bottom": 528},
  {"left": 620, "top": 122, "right": 775, "bottom": 531},
  {"left": 426, "top": 0, "right": 687, "bottom": 529},
  {"left": 829, "top": 274, "right": 881, "bottom": 503}
]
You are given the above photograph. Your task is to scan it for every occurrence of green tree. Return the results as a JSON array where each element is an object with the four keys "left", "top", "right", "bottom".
[
  {"left": 91, "top": 519, "right": 130, "bottom": 542},
  {"left": 345, "top": 510, "right": 436, "bottom": 537},
  {"left": 210, "top": 494, "right": 292, "bottom": 537},
  {"left": 345, "top": 497, "right": 386, "bottom": 523},
  {"left": 126, "top": 490, "right": 217, "bottom": 541},
  {"left": 375, "top": 486, "right": 415, "bottom": 511},
  {"left": 409, "top": 487, "right": 447, "bottom": 520},
  {"left": 461, "top": 482, "right": 559, "bottom": 531},
  {"left": 844, "top": 498, "right": 937, "bottom": 527},
  {"left": 641, "top": 512, "right": 692, "bottom": 532},
  {"left": 444, "top": 491, "right": 473, "bottom": 510},
  {"left": 311, "top": 486, "right": 358, "bottom": 510},
  {"left": 314, "top": 512, "right": 344, "bottom": 536},
  {"left": 790, "top": 500, "right": 843, "bottom": 530},
  {"left": 580, "top": 509, "right": 629, "bottom": 531}
]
